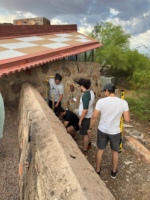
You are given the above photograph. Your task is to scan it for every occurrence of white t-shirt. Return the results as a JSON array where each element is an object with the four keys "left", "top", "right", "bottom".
[
  {"left": 95, "top": 97, "right": 129, "bottom": 135},
  {"left": 49, "top": 79, "right": 64, "bottom": 102},
  {"left": 79, "top": 90, "right": 95, "bottom": 118}
]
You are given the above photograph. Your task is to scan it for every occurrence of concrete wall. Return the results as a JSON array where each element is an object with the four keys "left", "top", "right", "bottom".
[
  {"left": 0, "top": 60, "right": 102, "bottom": 110},
  {"left": 18, "top": 82, "right": 115, "bottom": 200}
]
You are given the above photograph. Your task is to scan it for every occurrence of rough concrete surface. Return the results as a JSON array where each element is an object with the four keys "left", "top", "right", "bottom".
[
  {"left": 1, "top": 80, "right": 150, "bottom": 200},
  {"left": 18, "top": 82, "right": 114, "bottom": 200}
]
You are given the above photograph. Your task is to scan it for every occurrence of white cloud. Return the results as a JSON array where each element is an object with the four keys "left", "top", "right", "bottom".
[
  {"left": 109, "top": 8, "right": 120, "bottom": 16},
  {"left": 130, "top": 30, "right": 150, "bottom": 55},
  {"left": 0, "top": 9, "right": 37, "bottom": 23},
  {"left": 78, "top": 17, "right": 93, "bottom": 34},
  {"left": 78, "top": 25, "right": 93, "bottom": 34},
  {"left": 143, "top": 11, "right": 150, "bottom": 17},
  {"left": 51, "top": 18, "right": 68, "bottom": 25}
]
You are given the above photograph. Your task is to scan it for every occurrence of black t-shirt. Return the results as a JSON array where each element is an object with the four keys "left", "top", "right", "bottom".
[{"left": 63, "top": 110, "right": 79, "bottom": 127}]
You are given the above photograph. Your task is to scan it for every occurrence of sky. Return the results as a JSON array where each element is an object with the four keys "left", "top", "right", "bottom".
[{"left": 0, "top": 0, "right": 150, "bottom": 55}]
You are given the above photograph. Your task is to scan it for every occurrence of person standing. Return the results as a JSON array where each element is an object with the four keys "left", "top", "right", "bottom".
[
  {"left": 88, "top": 83, "right": 130, "bottom": 178},
  {"left": 0, "top": 92, "right": 5, "bottom": 139},
  {"left": 49, "top": 73, "right": 64, "bottom": 113},
  {"left": 55, "top": 107, "right": 79, "bottom": 140},
  {"left": 77, "top": 78, "right": 95, "bottom": 158}
]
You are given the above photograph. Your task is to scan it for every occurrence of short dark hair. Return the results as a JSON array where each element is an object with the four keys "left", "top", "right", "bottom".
[
  {"left": 77, "top": 78, "right": 91, "bottom": 90},
  {"left": 55, "top": 73, "right": 62, "bottom": 81},
  {"left": 55, "top": 107, "right": 65, "bottom": 115}
]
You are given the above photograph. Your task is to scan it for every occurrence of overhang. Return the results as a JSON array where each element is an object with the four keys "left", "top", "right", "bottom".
[{"left": 0, "top": 25, "right": 102, "bottom": 77}]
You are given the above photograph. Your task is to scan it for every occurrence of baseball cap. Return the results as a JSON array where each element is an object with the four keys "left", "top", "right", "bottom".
[{"left": 102, "top": 83, "right": 116, "bottom": 92}]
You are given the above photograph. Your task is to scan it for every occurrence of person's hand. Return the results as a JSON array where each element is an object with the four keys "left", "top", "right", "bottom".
[
  {"left": 55, "top": 103, "right": 59, "bottom": 108},
  {"left": 78, "top": 121, "right": 82, "bottom": 128},
  {"left": 87, "top": 129, "right": 92, "bottom": 135}
]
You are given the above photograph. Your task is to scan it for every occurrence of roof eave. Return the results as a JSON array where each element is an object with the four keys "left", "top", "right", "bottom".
[{"left": 0, "top": 43, "right": 102, "bottom": 77}]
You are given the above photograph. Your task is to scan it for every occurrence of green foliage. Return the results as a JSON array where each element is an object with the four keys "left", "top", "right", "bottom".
[
  {"left": 126, "top": 94, "right": 150, "bottom": 121},
  {"left": 89, "top": 22, "right": 150, "bottom": 89},
  {"left": 89, "top": 22, "right": 150, "bottom": 121}
]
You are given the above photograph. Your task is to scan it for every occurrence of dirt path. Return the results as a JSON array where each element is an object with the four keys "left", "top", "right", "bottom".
[
  {"left": 77, "top": 118, "right": 150, "bottom": 200},
  {"left": 0, "top": 106, "right": 19, "bottom": 200},
  {"left": 0, "top": 106, "right": 150, "bottom": 200}
]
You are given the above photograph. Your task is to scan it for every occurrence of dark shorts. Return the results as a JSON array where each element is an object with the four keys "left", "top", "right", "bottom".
[
  {"left": 97, "top": 129, "right": 121, "bottom": 151},
  {"left": 79, "top": 118, "right": 90, "bottom": 135},
  {"left": 72, "top": 124, "right": 79, "bottom": 131}
]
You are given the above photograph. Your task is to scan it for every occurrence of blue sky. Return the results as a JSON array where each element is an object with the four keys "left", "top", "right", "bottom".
[{"left": 0, "top": 0, "right": 150, "bottom": 55}]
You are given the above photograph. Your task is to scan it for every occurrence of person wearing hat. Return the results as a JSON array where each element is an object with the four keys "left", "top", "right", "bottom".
[{"left": 88, "top": 83, "right": 130, "bottom": 178}]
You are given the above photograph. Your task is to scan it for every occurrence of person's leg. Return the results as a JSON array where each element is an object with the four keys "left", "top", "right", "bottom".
[
  {"left": 66, "top": 126, "right": 77, "bottom": 139},
  {"left": 49, "top": 100, "right": 52, "bottom": 109},
  {"left": 81, "top": 118, "right": 90, "bottom": 151},
  {"left": 83, "top": 135, "right": 89, "bottom": 151},
  {"left": 96, "top": 149, "right": 104, "bottom": 173},
  {"left": 96, "top": 130, "right": 108, "bottom": 173},
  {"left": 109, "top": 133, "right": 120, "bottom": 177},
  {"left": 112, "top": 150, "right": 119, "bottom": 172},
  {"left": 79, "top": 118, "right": 90, "bottom": 157},
  {"left": 88, "top": 131, "right": 92, "bottom": 149}
]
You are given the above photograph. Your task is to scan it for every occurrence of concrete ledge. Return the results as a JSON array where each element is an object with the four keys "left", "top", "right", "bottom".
[{"left": 18, "top": 82, "right": 114, "bottom": 200}]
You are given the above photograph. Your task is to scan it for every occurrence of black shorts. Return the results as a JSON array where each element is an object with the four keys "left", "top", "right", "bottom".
[
  {"left": 97, "top": 129, "right": 121, "bottom": 151},
  {"left": 72, "top": 124, "right": 79, "bottom": 131},
  {"left": 79, "top": 118, "right": 90, "bottom": 135}
]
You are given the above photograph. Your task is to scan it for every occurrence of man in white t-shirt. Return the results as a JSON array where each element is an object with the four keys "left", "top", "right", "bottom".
[
  {"left": 49, "top": 73, "right": 64, "bottom": 113},
  {"left": 88, "top": 83, "right": 130, "bottom": 178}
]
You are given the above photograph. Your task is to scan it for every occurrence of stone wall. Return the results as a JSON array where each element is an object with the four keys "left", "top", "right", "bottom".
[
  {"left": 0, "top": 60, "right": 102, "bottom": 111},
  {"left": 13, "top": 17, "right": 50, "bottom": 25},
  {"left": 18, "top": 82, "right": 114, "bottom": 200}
]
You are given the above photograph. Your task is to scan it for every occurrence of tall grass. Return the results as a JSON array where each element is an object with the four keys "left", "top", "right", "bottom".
[{"left": 126, "top": 90, "right": 150, "bottom": 121}]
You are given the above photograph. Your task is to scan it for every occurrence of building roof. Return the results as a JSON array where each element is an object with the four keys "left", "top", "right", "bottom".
[{"left": 0, "top": 25, "right": 102, "bottom": 77}]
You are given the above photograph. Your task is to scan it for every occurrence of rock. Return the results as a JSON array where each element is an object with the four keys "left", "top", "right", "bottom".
[
  {"left": 124, "top": 124, "right": 133, "bottom": 128},
  {"left": 124, "top": 161, "right": 133, "bottom": 165},
  {"left": 125, "top": 129, "right": 144, "bottom": 139},
  {"left": 125, "top": 136, "right": 150, "bottom": 164}
]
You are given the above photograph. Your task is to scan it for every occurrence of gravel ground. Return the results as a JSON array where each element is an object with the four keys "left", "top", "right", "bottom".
[
  {"left": 0, "top": 106, "right": 150, "bottom": 200},
  {"left": 77, "top": 117, "right": 150, "bottom": 200},
  {"left": 0, "top": 106, "right": 19, "bottom": 200}
]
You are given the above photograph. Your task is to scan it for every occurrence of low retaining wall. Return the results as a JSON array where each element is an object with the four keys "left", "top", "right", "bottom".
[{"left": 18, "top": 82, "right": 114, "bottom": 200}]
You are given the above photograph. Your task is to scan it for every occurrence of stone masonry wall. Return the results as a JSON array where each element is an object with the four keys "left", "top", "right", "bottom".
[
  {"left": 18, "top": 82, "right": 115, "bottom": 200},
  {"left": 0, "top": 60, "right": 102, "bottom": 111},
  {"left": 13, "top": 17, "right": 50, "bottom": 25}
]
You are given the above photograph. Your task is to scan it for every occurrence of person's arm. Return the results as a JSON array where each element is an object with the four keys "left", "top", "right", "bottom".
[
  {"left": 87, "top": 109, "right": 100, "bottom": 134},
  {"left": 78, "top": 92, "right": 90, "bottom": 127},
  {"left": 79, "top": 109, "right": 88, "bottom": 127},
  {"left": 55, "top": 94, "right": 63, "bottom": 108},
  {"left": 63, "top": 120, "right": 69, "bottom": 128},
  {"left": 123, "top": 110, "right": 130, "bottom": 122}
]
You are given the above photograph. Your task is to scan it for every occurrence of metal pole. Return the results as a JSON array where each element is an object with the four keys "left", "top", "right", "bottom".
[
  {"left": 52, "top": 95, "right": 55, "bottom": 111},
  {"left": 119, "top": 90, "right": 124, "bottom": 153}
]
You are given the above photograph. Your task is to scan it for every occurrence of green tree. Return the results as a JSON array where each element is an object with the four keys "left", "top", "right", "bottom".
[
  {"left": 89, "top": 22, "right": 131, "bottom": 74},
  {"left": 89, "top": 22, "right": 150, "bottom": 120}
]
